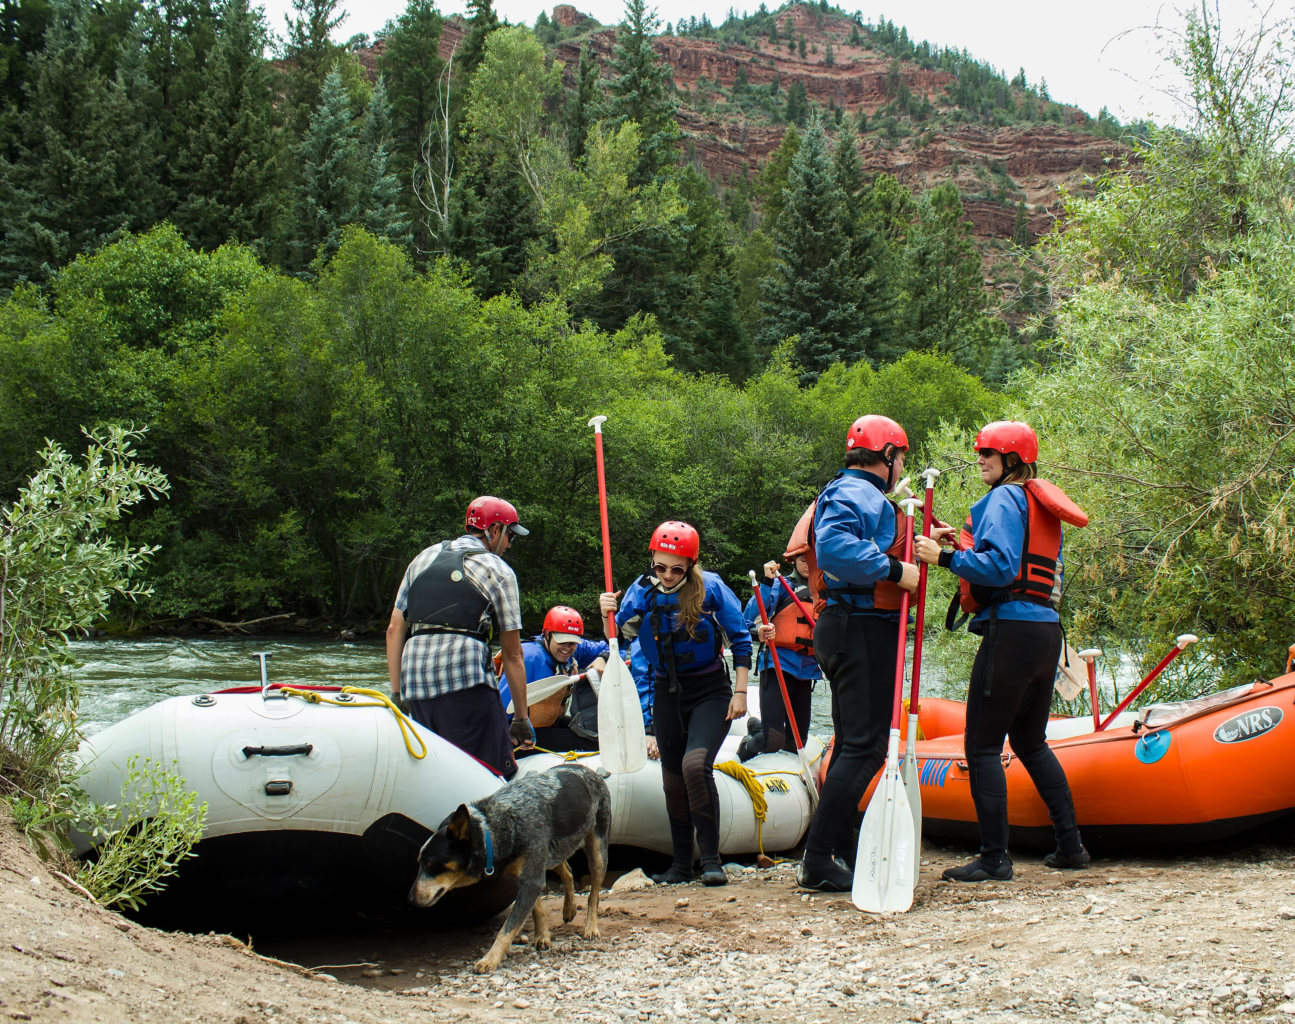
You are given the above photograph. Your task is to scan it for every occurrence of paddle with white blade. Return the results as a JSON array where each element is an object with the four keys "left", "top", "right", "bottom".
[
  {"left": 589, "top": 415, "right": 647, "bottom": 774},
  {"left": 853, "top": 496, "right": 922, "bottom": 914},
  {"left": 748, "top": 570, "right": 819, "bottom": 810},
  {"left": 901, "top": 470, "right": 938, "bottom": 886},
  {"left": 504, "top": 674, "right": 578, "bottom": 716}
]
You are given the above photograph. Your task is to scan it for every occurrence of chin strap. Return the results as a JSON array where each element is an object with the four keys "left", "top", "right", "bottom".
[{"left": 483, "top": 821, "right": 495, "bottom": 877}]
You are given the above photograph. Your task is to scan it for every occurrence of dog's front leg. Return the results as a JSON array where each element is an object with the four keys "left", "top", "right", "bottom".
[
  {"left": 581, "top": 830, "right": 606, "bottom": 941},
  {"left": 555, "top": 861, "right": 577, "bottom": 924},
  {"left": 531, "top": 901, "right": 552, "bottom": 950},
  {"left": 474, "top": 859, "right": 536, "bottom": 974}
]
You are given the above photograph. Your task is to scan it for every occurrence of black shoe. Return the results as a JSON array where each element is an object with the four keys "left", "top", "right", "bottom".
[
  {"left": 942, "top": 856, "right": 1013, "bottom": 882},
  {"left": 651, "top": 865, "right": 694, "bottom": 885},
  {"left": 796, "top": 854, "right": 853, "bottom": 893},
  {"left": 699, "top": 862, "right": 728, "bottom": 886},
  {"left": 1044, "top": 846, "right": 1091, "bottom": 869}
]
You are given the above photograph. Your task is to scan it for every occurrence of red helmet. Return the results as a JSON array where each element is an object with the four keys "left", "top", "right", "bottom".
[
  {"left": 650, "top": 521, "right": 700, "bottom": 560},
  {"left": 975, "top": 421, "right": 1039, "bottom": 464},
  {"left": 542, "top": 605, "right": 584, "bottom": 641},
  {"left": 846, "top": 415, "right": 908, "bottom": 453},
  {"left": 465, "top": 496, "right": 529, "bottom": 535}
]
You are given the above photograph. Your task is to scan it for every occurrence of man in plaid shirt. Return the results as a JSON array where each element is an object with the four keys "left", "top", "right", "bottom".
[{"left": 386, "top": 496, "right": 534, "bottom": 778}]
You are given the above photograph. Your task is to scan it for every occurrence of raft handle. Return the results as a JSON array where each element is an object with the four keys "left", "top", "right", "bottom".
[
  {"left": 242, "top": 744, "right": 314, "bottom": 758},
  {"left": 265, "top": 780, "right": 293, "bottom": 796}
]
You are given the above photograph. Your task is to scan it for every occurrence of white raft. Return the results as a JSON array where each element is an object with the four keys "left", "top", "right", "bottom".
[{"left": 75, "top": 687, "right": 503, "bottom": 850}]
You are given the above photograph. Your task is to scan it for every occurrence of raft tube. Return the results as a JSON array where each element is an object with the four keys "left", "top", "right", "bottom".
[
  {"left": 829, "top": 674, "right": 1295, "bottom": 851},
  {"left": 75, "top": 685, "right": 512, "bottom": 926}
]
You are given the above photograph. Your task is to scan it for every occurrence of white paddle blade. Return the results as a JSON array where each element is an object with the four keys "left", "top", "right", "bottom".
[
  {"left": 799, "top": 748, "right": 820, "bottom": 812},
  {"left": 504, "top": 674, "right": 573, "bottom": 716},
  {"left": 853, "top": 735, "right": 915, "bottom": 913},
  {"left": 597, "top": 643, "right": 646, "bottom": 774},
  {"left": 901, "top": 715, "right": 922, "bottom": 887}
]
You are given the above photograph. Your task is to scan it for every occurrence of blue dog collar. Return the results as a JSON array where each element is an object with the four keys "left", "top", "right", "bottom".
[{"left": 483, "top": 822, "right": 495, "bottom": 877}]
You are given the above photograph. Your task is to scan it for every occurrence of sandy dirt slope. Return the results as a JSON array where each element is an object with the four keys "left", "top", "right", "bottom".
[{"left": 6, "top": 814, "right": 1295, "bottom": 1024}]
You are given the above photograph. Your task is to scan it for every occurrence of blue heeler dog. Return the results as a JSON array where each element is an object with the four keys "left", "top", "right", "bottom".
[{"left": 409, "top": 763, "right": 612, "bottom": 973}]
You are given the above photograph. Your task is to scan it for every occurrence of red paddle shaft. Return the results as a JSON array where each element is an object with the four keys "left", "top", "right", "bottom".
[
  {"left": 1087, "top": 659, "right": 1101, "bottom": 730},
  {"left": 750, "top": 574, "right": 806, "bottom": 751},
  {"left": 1096, "top": 636, "right": 1197, "bottom": 731},
  {"left": 910, "top": 471, "right": 938, "bottom": 712},
  {"left": 774, "top": 573, "right": 816, "bottom": 626},
  {"left": 890, "top": 504, "right": 918, "bottom": 730},
  {"left": 590, "top": 417, "right": 616, "bottom": 638}
]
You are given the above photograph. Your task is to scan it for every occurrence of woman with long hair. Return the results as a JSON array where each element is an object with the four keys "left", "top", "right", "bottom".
[
  {"left": 600, "top": 521, "right": 752, "bottom": 886},
  {"left": 914, "top": 421, "right": 1089, "bottom": 881}
]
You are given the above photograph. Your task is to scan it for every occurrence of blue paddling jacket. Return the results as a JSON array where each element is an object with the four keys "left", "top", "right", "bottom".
[
  {"left": 947, "top": 486, "right": 1063, "bottom": 635},
  {"left": 813, "top": 469, "right": 906, "bottom": 620},
  {"left": 616, "top": 570, "right": 752, "bottom": 690},
  {"left": 498, "top": 635, "right": 609, "bottom": 716}
]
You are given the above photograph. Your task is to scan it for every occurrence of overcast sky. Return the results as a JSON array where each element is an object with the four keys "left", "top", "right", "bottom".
[{"left": 260, "top": 0, "right": 1273, "bottom": 125}]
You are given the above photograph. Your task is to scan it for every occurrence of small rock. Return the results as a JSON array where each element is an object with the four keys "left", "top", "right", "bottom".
[
  {"left": 1128, "top": 971, "right": 1148, "bottom": 984},
  {"left": 28, "top": 876, "right": 39, "bottom": 887},
  {"left": 611, "top": 868, "right": 655, "bottom": 893},
  {"left": 724, "top": 894, "right": 737, "bottom": 902},
  {"left": 1207, "top": 936, "right": 1222, "bottom": 943},
  {"left": 991, "top": 940, "right": 1006, "bottom": 949},
  {"left": 675, "top": 897, "right": 689, "bottom": 908},
  {"left": 388, "top": 968, "right": 406, "bottom": 975},
  {"left": 1284, "top": 981, "right": 1295, "bottom": 999},
  {"left": 706, "top": 1010, "right": 722, "bottom": 1021},
  {"left": 314, "top": 974, "right": 338, "bottom": 983},
  {"left": 1279, "top": 1002, "right": 1295, "bottom": 1016},
  {"left": 104, "top": 968, "right": 124, "bottom": 979},
  {"left": 512, "top": 999, "right": 531, "bottom": 1009},
  {"left": 113, "top": 922, "right": 131, "bottom": 932},
  {"left": 800, "top": 927, "right": 813, "bottom": 936},
  {"left": 361, "top": 969, "right": 382, "bottom": 978},
  {"left": 1026, "top": 917, "right": 1042, "bottom": 925},
  {"left": 840, "top": 984, "right": 857, "bottom": 997},
  {"left": 1279, "top": 907, "right": 1295, "bottom": 920}
]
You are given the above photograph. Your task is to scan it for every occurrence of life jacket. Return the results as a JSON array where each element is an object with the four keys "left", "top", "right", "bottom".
[
  {"left": 641, "top": 577, "right": 724, "bottom": 692},
  {"left": 770, "top": 575, "right": 814, "bottom": 659},
  {"left": 567, "top": 675, "right": 600, "bottom": 740},
  {"left": 954, "top": 479, "right": 1087, "bottom": 619},
  {"left": 405, "top": 543, "right": 496, "bottom": 643},
  {"left": 801, "top": 475, "right": 907, "bottom": 614}
]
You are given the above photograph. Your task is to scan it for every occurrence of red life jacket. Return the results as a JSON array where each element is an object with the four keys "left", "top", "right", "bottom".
[
  {"left": 799, "top": 495, "right": 908, "bottom": 616},
  {"left": 770, "top": 576, "right": 814, "bottom": 659},
  {"left": 957, "top": 479, "right": 1088, "bottom": 615}
]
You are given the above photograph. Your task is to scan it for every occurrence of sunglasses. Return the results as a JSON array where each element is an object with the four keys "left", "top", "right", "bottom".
[{"left": 651, "top": 562, "right": 688, "bottom": 579}]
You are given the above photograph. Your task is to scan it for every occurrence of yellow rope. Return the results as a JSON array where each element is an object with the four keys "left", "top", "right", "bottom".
[
  {"left": 901, "top": 698, "right": 926, "bottom": 741},
  {"left": 517, "top": 745, "right": 600, "bottom": 761},
  {"left": 279, "top": 686, "right": 427, "bottom": 760},
  {"left": 715, "top": 760, "right": 771, "bottom": 856}
]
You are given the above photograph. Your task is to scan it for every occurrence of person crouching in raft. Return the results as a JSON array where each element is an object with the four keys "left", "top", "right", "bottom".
[
  {"left": 499, "top": 606, "right": 609, "bottom": 754},
  {"left": 599, "top": 521, "right": 752, "bottom": 886},
  {"left": 913, "top": 420, "right": 1091, "bottom": 881},
  {"left": 743, "top": 552, "right": 820, "bottom": 756},
  {"left": 798, "top": 415, "right": 919, "bottom": 892}
]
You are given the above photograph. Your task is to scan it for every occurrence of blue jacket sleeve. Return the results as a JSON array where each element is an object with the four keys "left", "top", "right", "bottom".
[
  {"left": 574, "top": 639, "right": 610, "bottom": 668},
  {"left": 616, "top": 577, "right": 651, "bottom": 632},
  {"left": 708, "top": 576, "right": 753, "bottom": 668},
  {"left": 521, "top": 641, "right": 556, "bottom": 683},
  {"left": 814, "top": 490, "right": 897, "bottom": 586},
  {"left": 951, "top": 487, "right": 1026, "bottom": 588},
  {"left": 743, "top": 583, "right": 774, "bottom": 629}
]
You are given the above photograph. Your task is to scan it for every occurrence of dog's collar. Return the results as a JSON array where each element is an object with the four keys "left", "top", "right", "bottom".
[{"left": 483, "top": 822, "right": 495, "bottom": 877}]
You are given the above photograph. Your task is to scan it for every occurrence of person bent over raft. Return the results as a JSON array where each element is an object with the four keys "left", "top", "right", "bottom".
[
  {"left": 915, "top": 421, "right": 1090, "bottom": 881},
  {"left": 743, "top": 554, "right": 820, "bottom": 757},
  {"left": 600, "top": 521, "right": 752, "bottom": 887},
  {"left": 387, "top": 496, "right": 533, "bottom": 779},
  {"left": 799, "top": 415, "right": 919, "bottom": 893}
]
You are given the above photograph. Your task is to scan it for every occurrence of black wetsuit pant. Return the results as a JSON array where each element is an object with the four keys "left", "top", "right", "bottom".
[
  {"left": 965, "top": 617, "right": 1082, "bottom": 863},
  {"left": 653, "top": 666, "right": 732, "bottom": 870},
  {"left": 407, "top": 684, "right": 517, "bottom": 778},
  {"left": 805, "top": 610, "right": 898, "bottom": 860},
  {"left": 759, "top": 668, "right": 813, "bottom": 754}
]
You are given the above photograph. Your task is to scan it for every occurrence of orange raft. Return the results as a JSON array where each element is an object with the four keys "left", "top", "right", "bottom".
[{"left": 822, "top": 674, "right": 1295, "bottom": 851}]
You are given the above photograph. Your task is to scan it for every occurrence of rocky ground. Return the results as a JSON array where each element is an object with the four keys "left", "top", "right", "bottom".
[{"left": 6, "top": 810, "right": 1294, "bottom": 1024}]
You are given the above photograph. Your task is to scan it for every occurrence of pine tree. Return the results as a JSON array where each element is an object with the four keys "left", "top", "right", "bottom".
[
  {"left": 291, "top": 69, "right": 359, "bottom": 269},
  {"left": 607, "top": 0, "right": 679, "bottom": 184},
  {"left": 798, "top": 33, "right": 806, "bottom": 59},
  {"left": 378, "top": 0, "right": 444, "bottom": 178},
  {"left": 356, "top": 76, "right": 412, "bottom": 250},
  {"left": 848, "top": 23, "right": 861, "bottom": 46},
  {"left": 784, "top": 79, "right": 808, "bottom": 126},
  {"left": 756, "top": 125, "right": 800, "bottom": 228},
  {"left": 1012, "top": 200, "right": 1032, "bottom": 246},
  {"left": 768, "top": 18, "right": 778, "bottom": 42},
  {"left": 832, "top": 126, "right": 866, "bottom": 220},
  {"left": 172, "top": 0, "right": 283, "bottom": 253},
  {"left": 757, "top": 118, "right": 872, "bottom": 379},
  {"left": 693, "top": 270, "right": 753, "bottom": 381},
  {"left": 283, "top": 0, "right": 345, "bottom": 136},
  {"left": 899, "top": 182, "right": 992, "bottom": 358},
  {"left": 824, "top": 39, "right": 834, "bottom": 66},
  {"left": 0, "top": 0, "right": 161, "bottom": 290},
  {"left": 564, "top": 43, "right": 605, "bottom": 160},
  {"left": 457, "top": 0, "right": 500, "bottom": 84}
]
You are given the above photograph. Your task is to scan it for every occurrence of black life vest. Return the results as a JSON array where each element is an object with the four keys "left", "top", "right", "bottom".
[
  {"left": 405, "top": 543, "right": 496, "bottom": 644},
  {"left": 567, "top": 675, "right": 600, "bottom": 740}
]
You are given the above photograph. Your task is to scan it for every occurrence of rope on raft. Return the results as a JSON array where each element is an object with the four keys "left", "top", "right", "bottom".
[{"left": 279, "top": 686, "right": 428, "bottom": 760}]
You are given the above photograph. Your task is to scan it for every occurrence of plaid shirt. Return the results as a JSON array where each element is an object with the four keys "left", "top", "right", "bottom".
[{"left": 394, "top": 535, "right": 522, "bottom": 700}]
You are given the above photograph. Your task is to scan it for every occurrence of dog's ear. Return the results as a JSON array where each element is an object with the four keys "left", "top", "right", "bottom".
[{"left": 446, "top": 804, "right": 471, "bottom": 841}]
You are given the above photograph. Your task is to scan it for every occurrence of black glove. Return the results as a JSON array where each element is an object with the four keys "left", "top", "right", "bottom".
[{"left": 510, "top": 718, "right": 536, "bottom": 747}]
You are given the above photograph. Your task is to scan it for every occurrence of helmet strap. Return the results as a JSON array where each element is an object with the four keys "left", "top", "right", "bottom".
[{"left": 882, "top": 444, "right": 897, "bottom": 491}]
